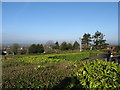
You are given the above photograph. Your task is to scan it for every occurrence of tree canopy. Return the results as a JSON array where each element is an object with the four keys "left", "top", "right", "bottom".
[
  {"left": 73, "top": 41, "right": 79, "bottom": 50},
  {"left": 92, "top": 31, "right": 108, "bottom": 49},
  {"left": 28, "top": 44, "right": 44, "bottom": 54},
  {"left": 82, "top": 33, "right": 92, "bottom": 46},
  {"left": 52, "top": 41, "right": 59, "bottom": 49}
]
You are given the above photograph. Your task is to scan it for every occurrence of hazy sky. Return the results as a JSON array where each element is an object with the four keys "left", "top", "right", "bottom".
[{"left": 2, "top": 2, "right": 118, "bottom": 45}]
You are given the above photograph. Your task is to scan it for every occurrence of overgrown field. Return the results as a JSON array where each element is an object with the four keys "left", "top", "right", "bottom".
[{"left": 2, "top": 51, "right": 120, "bottom": 89}]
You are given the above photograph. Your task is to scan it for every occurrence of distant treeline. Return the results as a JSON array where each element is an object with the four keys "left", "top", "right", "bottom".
[
  {"left": 2, "top": 31, "right": 120, "bottom": 55},
  {"left": 2, "top": 41, "right": 80, "bottom": 55}
]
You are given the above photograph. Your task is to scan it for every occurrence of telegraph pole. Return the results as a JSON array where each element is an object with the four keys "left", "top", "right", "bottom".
[{"left": 79, "top": 37, "right": 82, "bottom": 52}]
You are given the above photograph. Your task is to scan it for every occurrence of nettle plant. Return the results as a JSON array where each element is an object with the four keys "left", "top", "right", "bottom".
[{"left": 72, "top": 59, "right": 120, "bottom": 89}]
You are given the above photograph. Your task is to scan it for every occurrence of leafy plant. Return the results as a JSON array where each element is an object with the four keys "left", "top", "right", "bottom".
[{"left": 72, "top": 59, "right": 120, "bottom": 89}]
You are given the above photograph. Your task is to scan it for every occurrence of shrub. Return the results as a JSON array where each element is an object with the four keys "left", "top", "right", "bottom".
[{"left": 71, "top": 59, "right": 120, "bottom": 89}]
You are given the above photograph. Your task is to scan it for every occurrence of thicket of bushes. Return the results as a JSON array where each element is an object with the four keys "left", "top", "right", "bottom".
[{"left": 68, "top": 59, "right": 120, "bottom": 89}]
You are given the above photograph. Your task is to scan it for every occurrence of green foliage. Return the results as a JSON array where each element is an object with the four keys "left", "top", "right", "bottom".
[
  {"left": 28, "top": 44, "right": 37, "bottom": 54},
  {"left": 82, "top": 33, "right": 92, "bottom": 46},
  {"left": 67, "top": 43, "right": 73, "bottom": 50},
  {"left": 28, "top": 44, "right": 44, "bottom": 54},
  {"left": 72, "top": 59, "right": 120, "bottom": 89},
  {"left": 52, "top": 41, "right": 59, "bottom": 49},
  {"left": 73, "top": 41, "right": 79, "bottom": 50},
  {"left": 93, "top": 31, "right": 108, "bottom": 49},
  {"left": 115, "top": 46, "right": 120, "bottom": 52},
  {"left": 51, "top": 52, "right": 89, "bottom": 62},
  {"left": 60, "top": 42, "right": 73, "bottom": 50},
  {"left": 60, "top": 42, "right": 68, "bottom": 50},
  {"left": 2, "top": 66, "right": 70, "bottom": 88},
  {"left": 2, "top": 52, "right": 81, "bottom": 88},
  {"left": 2, "top": 51, "right": 108, "bottom": 88},
  {"left": 38, "top": 44, "right": 44, "bottom": 53}
]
